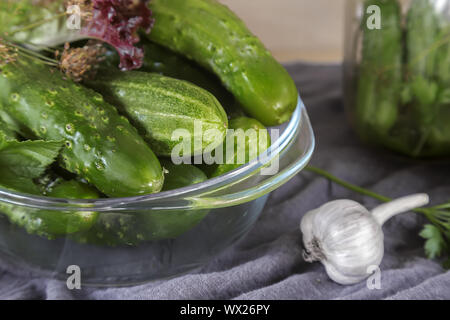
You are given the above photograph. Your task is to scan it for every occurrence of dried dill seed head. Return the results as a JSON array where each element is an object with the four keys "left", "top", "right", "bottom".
[
  {"left": 65, "top": 0, "right": 94, "bottom": 20},
  {"left": 0, "top": 39, "right": 18, "bottom": 67},
  {"left": 59, "top": 41, "right": 106, "bottom": 82}
]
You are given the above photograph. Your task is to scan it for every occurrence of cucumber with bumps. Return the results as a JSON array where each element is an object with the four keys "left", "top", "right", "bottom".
[
  {"left": 202, "top": 116, "right": 271, "bottom": 178},
  {"left": 74, "top": 160, "right": 209, "bottom": 246},
  {"left": 147, "top": 0, "right": 298, "bottom": 126},
  {"left": 105, "top": 41, "right": 238, "bottom": 109},
  {"left": 161, "top": 159, "right": 208, "bottom": 191},
  {"left": 0, "top": 179, "right": 100, "bottom": 239},
  {"left": 0, "top": 58, "right": 164, "bottom": 197},
  {"left": 140, "top": 41, "right": 244, "bottom": 118},
  {"left": 104, "top": 41, "right": 245, "bottom": 119},
  {"left": 405, "top": 0, "right": 442, "bottom": 153},
  {"left": 86, "top": 70, "right": 228, "bottom": 157},
  {"left": 356, "top": 0, "right": 402, "bottom": 136},
  {"left": 406, "top": 0, "right": 440, "bottom": 80}
]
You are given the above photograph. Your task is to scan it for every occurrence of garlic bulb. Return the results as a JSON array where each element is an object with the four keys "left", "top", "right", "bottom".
[{"left": 300, "top": 194, "right": 430, "bottom": 285}]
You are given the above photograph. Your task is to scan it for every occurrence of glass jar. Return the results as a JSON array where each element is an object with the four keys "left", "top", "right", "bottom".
[{"left": 344, "top": 0, "right": 450, "bottom": 158}]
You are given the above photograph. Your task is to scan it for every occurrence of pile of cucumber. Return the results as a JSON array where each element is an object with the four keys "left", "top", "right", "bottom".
[
  {"left": 0, "top": 0, "right": 298, "bottom": 245},
  {"left": 354, "top": 0, "right": 450, "bottom": 157}
]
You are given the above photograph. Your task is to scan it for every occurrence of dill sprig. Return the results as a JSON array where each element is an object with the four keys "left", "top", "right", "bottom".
[
  {"left": 305, "top": 166, "right": 450, "bottom": 266},
  {"left": 0, "top": 38, "right": 106, "bottom": 82}
]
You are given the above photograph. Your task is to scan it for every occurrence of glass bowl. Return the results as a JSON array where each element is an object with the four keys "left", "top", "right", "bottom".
[{"left": 0, "top": 95, "right": 315, "bottom": 286}]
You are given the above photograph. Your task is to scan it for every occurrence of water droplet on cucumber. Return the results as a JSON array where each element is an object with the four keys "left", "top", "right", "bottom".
[
  {"left": 65, "top": 123, "right": 75, "bottom": 134},
  {"left": 10, "top": 93, "right": 19, "bottom": 102}
]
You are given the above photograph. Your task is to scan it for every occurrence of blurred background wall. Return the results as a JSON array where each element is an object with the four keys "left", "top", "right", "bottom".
[{"left": 219, "top": 0, "right": 346, "bottom": 63}]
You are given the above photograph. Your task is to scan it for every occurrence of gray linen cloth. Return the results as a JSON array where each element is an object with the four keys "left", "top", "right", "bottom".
[{"left": 1, "top": 63, "right": 449, "bottom": 300}]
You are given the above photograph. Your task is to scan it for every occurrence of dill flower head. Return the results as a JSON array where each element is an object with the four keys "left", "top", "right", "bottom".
[
  {"left": 0, "top": 39, "right": 18, "bottom": 67},
  {"left": 59, "top": 41, "right": 106, "bottom": 82}
]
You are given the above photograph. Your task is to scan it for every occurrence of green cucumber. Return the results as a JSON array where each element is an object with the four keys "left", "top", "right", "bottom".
[
  {"left": 427, "top": 13, "right": 450, "bottom": 152},
  {"left": 0, "top": 58, "right": 164, "bottom": 197},
  {"left": 405, "top": 0, "right": 441, "bottom": 123},
  {"left": 161, "top": 159, "right": 208, "bottom": 191},
  {"left": 86, "top": 70, "right": 228, "bottom": 157},
  {"left": 105, "top": 40, "right": 240, "bottom": 113},
  {"left": 202, "top": 117, "right": 271, "bottom": 178},
  {"left": 147, "top": 0, "right": 298, "bottom": 126},
  {"left": 356, "top": 0, "right": 402, "bottom": 136},
  {"left": 404, "top": 0, "right": 443, "bottom": 155},
  {"left": 0, "top": 179, "right": 100, "bottom": 239},
  {"left": 406, "top": 0, "right": 440, "bottom": 80},
  {"left": 73, "top": 207, "right": 209, "bottom": 246},
  {"left": 74, "top": 160, "right": 209, "bottom": 246},
  {"left": 435, "top": 32, "right": 450, "bottom": 86},
  {"left": 47, "top": 179, "right": 99, "bottom": 199},
  {"left": 140, "top": 41, "right": 245, "bottom": 118}
]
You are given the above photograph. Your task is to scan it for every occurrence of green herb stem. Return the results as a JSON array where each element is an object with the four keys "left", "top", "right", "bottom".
[
  {"left": 305, "top": 165, "right": 449, "bottom": 233},
  {"left": 305, "top": 166, "right": 392, "bottom": 203}
]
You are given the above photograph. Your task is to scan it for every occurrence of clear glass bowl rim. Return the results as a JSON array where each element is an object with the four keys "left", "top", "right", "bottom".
[{"left": 0, "top": 95, "right": 315, "bottom": 211}]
